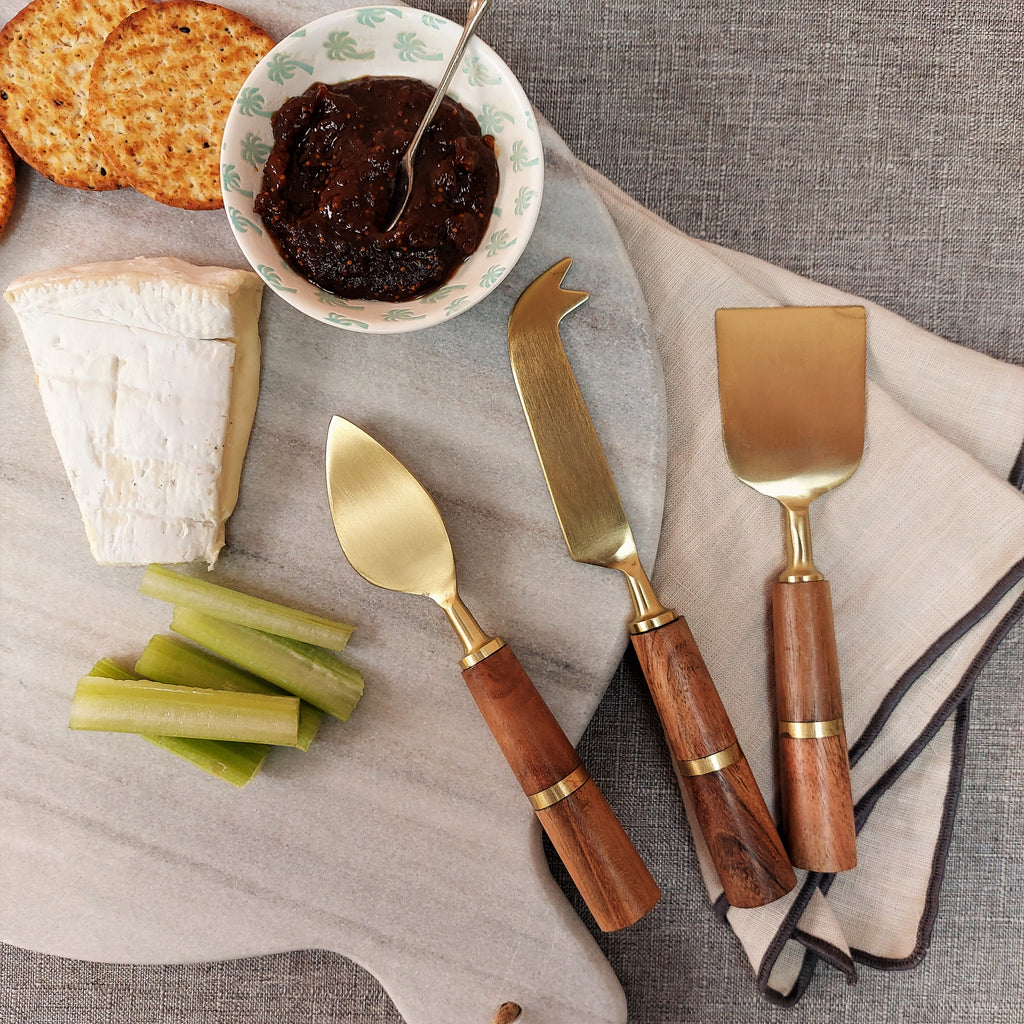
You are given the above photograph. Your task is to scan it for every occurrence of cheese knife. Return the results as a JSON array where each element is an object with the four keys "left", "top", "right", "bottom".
[
  {"left": 715, "top": 305, "right": 863, "bottom": 873},
  {"left": 325, "top": 415, "right": 660, "bottom": 931},
  {"left": 508, "top": 259, "right": 797, "bottom": 908}
]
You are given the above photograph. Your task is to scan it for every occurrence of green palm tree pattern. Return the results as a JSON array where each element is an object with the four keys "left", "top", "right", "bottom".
[
  {"left": 510, "top": 139, "right": 540, "bottom": 171},
  {"left": 266, "top": 53, "right": 315, "bottom": 84},
  {"left": 420, "top": 284, "right": 465, "bottom": 304},
  {"left": 257, "top": 266, "right": 296, "bottom": 293},
  {"left": 228, "top": 208, "right": 263, "bottom": 236},
  {"left": 479, "top": 265, "right": 505, "bottom": 288},
  {"left": 240, "top": 133, "right": 271, "bottom": 169},
  {"left": 513, "top": 186, "right": 538, "bottom": 216},
  {"left": 324, "top": 31, "right": 374, "bottom": 60},
  {"left": 223, "top": 7, "right": 544, "bottom": 331},
  {"left": 317, "top": 293, "right": 366, "bottom": 311},
  {"left": 486, "top": 228, "right": 516, "bottom": 257},
  {"left": 221, "top": 164, "right": 252, "bottom": 198},
  {"left": 463, "top": 56, "right": 500, "bottom": 87},
  {"left": 382, "top": 308, "right": 427, "bottom": 322},
  {"left": 236, "top": 87, "right": 273, "bottom": 118},
  {"left": 356, "top": 8, "right": 401, "bottom": 27},
  {"left": 327, "top": 312, "right": 370, "bottom": 330},
  {"left": 477, "top": 105, "right": 513, "bottom": 135},
  {"left": 394, "top": 32, "right": 443, "bottom": 61}
]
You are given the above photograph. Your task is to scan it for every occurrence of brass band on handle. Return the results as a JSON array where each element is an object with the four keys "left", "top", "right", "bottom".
[
  {"left": 778, "top": 717, "right": 845, "bottom": 740},
  {"left": 458, "top": 636, "right": 506, "bottom": 670},
  {"left": 675, "top": 741, "right": 743, "bottom": 778},
  {"left": 627, "top": 608, "right": 679, "bottom": 635},
  {"left": 528, "top": 765, "right": 590, "bottom": 810}
]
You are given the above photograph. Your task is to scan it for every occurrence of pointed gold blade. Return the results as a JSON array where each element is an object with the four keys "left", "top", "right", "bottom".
[{"left": 325, "top": 416, "right": 456, "bottom": 603}]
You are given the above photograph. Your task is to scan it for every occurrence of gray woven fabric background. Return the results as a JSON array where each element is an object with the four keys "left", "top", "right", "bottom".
[{"left": 2, "top": 0, "right": 1021, "bottom": 1021}]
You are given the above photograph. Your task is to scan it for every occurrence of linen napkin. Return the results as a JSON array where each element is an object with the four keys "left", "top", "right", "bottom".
[{"left": 576, "top": 163, "right": 1024, "bottom": 1003}]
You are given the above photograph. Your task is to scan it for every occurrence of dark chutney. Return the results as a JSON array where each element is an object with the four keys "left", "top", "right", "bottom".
[{"left": 253, "top": 76, "right": 499, "bottom": 302}]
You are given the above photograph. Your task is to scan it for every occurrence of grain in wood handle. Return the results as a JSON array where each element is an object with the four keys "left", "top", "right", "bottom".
[
  {"left": 631, "top": 616, "right": 797, "bottom": 907},
  {"left": 461, "top": 643, "right": 660, "bottom": 931},
  {"left": 772, "top": 579, "right": 857, "bottom": 872}
]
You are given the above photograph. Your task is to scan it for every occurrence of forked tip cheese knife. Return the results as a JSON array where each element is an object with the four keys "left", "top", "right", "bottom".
[{"left": 508, "top": 258, "right": 797, "bottom": 908}]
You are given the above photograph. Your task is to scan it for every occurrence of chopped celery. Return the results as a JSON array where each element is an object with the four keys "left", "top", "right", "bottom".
[
  {"left": 135, "top": 635, "right": 323, "bottom": 751},
  {"left": 141, "top": 735, "right": 268, "bottom": 787},
  {"left": 70, "top": 676, "right": 301, "bottom": 746},
  {"left": 140, "top": 564, "right": 355, "bottom": 650},
  {"left": 87, "top": 659, "right": 268, "bottom": 788},
  {"left": 170, "top": 606, "right": 363, "bottom": 721},
  {"left": 90, "top": 657, "right": 140, "bottom": 682}
]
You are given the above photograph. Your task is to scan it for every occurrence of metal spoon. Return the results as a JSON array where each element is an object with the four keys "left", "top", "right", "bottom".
[{"left": 384, "top": 0, "right": 492, "bottom": 231}]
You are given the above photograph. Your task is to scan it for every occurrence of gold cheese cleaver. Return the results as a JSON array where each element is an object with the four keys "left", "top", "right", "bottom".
[
  {"left": 325, "top": 416, "right": 660, "bottom": 931},
  {"left": 715, "top": 305, "right": 864, "bottom": 873},
  {"left": 508, "top": 259, "right": 796, "bottom": 908}
]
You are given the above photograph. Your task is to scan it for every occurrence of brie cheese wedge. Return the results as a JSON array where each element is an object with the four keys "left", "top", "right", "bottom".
[{"left": 5, "top": 256, "right": 263, "bottom": 567}]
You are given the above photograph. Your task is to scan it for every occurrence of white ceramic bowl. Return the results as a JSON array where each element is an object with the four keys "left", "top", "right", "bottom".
[{"left": 220, "top": 5, "right": 544, "bottom": 333}]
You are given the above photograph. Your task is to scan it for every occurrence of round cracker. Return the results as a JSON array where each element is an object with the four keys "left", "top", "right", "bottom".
[
  {"left": 87, "top": 1, "right": 274, "bottom": 211},
  {"left": 0, "top": 133, "right": 15, "bottom": 234},
  {"left": 0, "top": 0, "right": 152, "bottom": 190}
]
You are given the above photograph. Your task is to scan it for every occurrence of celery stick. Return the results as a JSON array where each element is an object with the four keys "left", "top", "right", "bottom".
[
  {"left": 170, "top": 606, "right": 363, "bottom": 721},
  {"left": 87, "top": 659, "right": 268, "bottom": 787},
  {"left": 141, "top": 734, "right": 268, "bottom": 787},
  {"left": 135, "top": 635, "right": 323, "bottom": 751},
  {"left": 70, "top": 676, "right": 300, "bottom": 746},
  {"left": 140, "top": 564, "right": 355, "bottom": 650},
  {"left": 90, "top": 658, "right": 140, "bottom": 682}
]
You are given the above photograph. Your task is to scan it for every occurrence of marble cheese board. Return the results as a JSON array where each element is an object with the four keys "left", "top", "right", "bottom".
[{"left": 0, "top": 25, "right": 667, "bottom": 1024}]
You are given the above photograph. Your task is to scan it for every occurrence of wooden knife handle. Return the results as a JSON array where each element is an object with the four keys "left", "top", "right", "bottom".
[
  {"left": 461, "top": 643, "right": 660, "bottom": 931},
  {"left": 631, "top": 616, "right": 797, "bottom": 907},
  {"left": 772, "top": 579, "right": 857, "bottom": 872}
]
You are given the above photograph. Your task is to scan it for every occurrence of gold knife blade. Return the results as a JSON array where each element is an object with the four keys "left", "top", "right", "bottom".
[
  {"left": 508, "top": 258, "right": 797, "bottom": 908},
  {"left": 507, "top": 257, "right": 674, "bottom": 632}
]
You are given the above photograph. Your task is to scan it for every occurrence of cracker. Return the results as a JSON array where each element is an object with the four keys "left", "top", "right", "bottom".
[
  {"left": 87, "top": 1, "right": 274, "bottom": 211},
  {"left": 0, "top": 132, "right": 15, "bottom": 234},
  {"left": 0, "top": 0, "right": 152, "bottom": 190}
]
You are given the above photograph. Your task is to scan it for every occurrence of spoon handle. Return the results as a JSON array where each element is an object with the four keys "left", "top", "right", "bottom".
[
  {"left": 461, "top": 642, "right": 660, "bottom": 932},
  {"left": 406, "top": 0, "right": 491, "bottom": 160}
]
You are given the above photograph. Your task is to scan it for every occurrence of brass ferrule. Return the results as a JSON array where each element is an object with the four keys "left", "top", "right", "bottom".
[
  {"left": 528, "top": 765, "right": 590, "bottom": 810},
  {"left": 676, "top": 741, "right": 743, "bottom": 777},
  {"left": 779, "top": 504, "right": 824, "bottom": 583},
  {"left": 459, "top": 637, "right": 505, "bottom": 670},
  {"left": 622, "top": 556, "right": 678, "bottom": 634},
  {"left": 778, "top": 717, "right": 845, "bottom": 740},
  {"left": 629, "top": 608, "right": 679, "bottom": 635},
  {"left": 444, "top": 593, "right": 506, "bottom": 669}
]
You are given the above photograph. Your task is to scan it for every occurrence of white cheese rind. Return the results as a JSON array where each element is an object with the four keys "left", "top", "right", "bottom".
[{"left": 5, "top": 257, "right": 263, "bottom": 567}]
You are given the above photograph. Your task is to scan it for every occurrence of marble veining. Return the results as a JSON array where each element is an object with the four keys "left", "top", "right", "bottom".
[{"left": 0, "top": 125, "right": 666, "bottom": 1024}]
